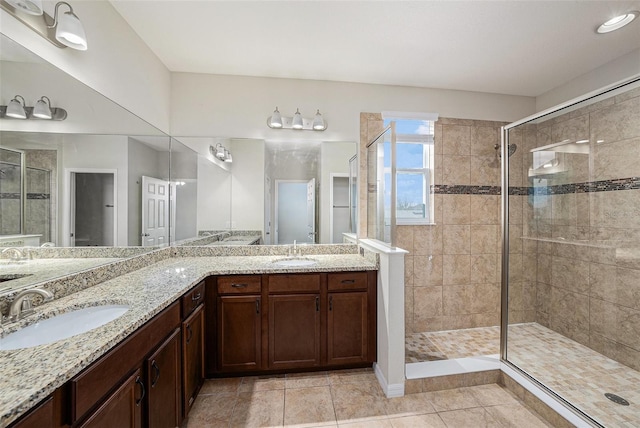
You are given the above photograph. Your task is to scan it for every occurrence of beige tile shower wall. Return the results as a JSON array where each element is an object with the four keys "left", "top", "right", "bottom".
[
  {"left": 359, "top": 113, "right": 384, "bottom": 239},
  {"left": 404, "top": 118, "right": 513, "bottom": 334},
  {"left": 527, "top": 85, "right": 640, "bottom": 371}
]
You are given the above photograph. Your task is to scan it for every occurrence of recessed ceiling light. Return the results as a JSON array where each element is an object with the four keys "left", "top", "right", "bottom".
[{"left": 596, "top": 11, "right": 639, "bottom": 34}]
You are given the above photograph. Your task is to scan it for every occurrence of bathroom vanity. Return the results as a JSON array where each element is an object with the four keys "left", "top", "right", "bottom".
[{"left": 0, "top": 248, "right": 377, "bottom": 427}]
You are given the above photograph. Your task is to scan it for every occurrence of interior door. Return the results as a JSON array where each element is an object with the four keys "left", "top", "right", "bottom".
[
  {"left": 306, "top": 178, "right": 316, "bottom": 243},
  {"left": 70, "top": 172, "right": 115, "bottom": 247},
  {"left": 141, "top": 176, "right": 169, "bottom": 246}
]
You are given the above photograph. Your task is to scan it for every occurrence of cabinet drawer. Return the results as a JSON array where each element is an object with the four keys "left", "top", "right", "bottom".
[
  {"left": 268, "top": 274, "right": 320, "bottom": 293},
  {"left": 327, "top": 272, "right": 368, "bottom": 291},
  {"left": 217, "top": 275, "right": 261, "bottom": 294},
  {"left": 182, "top": 281, "right": 205, "bottom": 317},
  {"left": 70, "top": 302, "right": 180, "bottom": 423}
]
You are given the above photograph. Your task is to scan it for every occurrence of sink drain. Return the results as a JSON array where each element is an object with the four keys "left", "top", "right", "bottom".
[{"left": 605, "top": 393, "right": 630, "bottom": 406}]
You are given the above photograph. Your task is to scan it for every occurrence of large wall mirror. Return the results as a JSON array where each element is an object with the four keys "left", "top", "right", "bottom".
[{"left": 0, "top": 32, "right": 357, "bottom": 291}]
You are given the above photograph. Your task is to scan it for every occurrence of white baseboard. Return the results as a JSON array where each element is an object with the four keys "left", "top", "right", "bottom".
[{"left": 374, "top": 363, "right": 404, "bottom": 398}]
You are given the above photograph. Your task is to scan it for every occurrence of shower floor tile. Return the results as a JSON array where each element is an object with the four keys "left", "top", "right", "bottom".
[
  {"left": 406, "top": 326, "right": 500, "bottom": 363},
  {"left": 509, "top": 323, "right": 640, "bottom": 428}
]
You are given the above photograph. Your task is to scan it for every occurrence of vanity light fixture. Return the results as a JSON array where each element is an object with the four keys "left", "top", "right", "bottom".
[
  {"left": 0, "top": 0, "right": 87, "bottom": 50},
  {"left": 47, "top": 2, "right": 87, "bottom": 50},
  {"left": 32, "top": 96, "right": 52, "bottom": 119},
  {"left": 5, "top": 95, "right": 27, "bottom": 119},
  {"left": 0, "top": 95, "right": 68, "bottom": 120},
  {"left": 596, "top": 11, "right": 639, "bottom": 33},
  {"left": 5, "top": 0, "right": 42, "bottom": 15},
  {"left": 210, "top": 143, "right": 233, "bottom": 163},
  {"left": 267, "top": 107, "right": 327, "bottom": 131}
]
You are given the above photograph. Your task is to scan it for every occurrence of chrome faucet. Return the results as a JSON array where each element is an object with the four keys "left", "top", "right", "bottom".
[
  {"left": 288, "top": 240, "right": 298, "bottom": 257},
  {"left": 1, "top": 247, "right": 26, "bottom": 261},
  {"left": 40, "top": 242, "right": 56, "bottom": 247},
  {"left": 3, "top": 288, "right": 54, "bottom": 323}
]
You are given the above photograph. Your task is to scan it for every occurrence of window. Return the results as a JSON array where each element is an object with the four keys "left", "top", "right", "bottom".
[{"left": 383, "top": 117, "right": 435, "bottom": 224}]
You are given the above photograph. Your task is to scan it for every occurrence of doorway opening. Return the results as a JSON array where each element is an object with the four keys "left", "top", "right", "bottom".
[
  {"left": 69, "top": 171, "right": 116, "bottom": 247},
  {"left": 274, "top": 178, "right": 316, "bottom": 245}
]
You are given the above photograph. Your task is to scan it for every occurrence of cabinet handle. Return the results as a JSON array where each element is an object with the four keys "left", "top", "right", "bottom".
[
  {"left": 256, "top": 298, "right": 260, "bottom": 314},
  {"left": 329, "top": 296, "right": 333, "bottom": 311},
  {"left": 231, "top": 283, "right": 248, "bottom": 288},
  {"left": 186, "top": 324, "right": 193, "bottom": 344},
  {"left": 315, "top": 296, "right": 319, "bottom": 312},
  {"left": 151, "top": 360, "right": 160, "bottom": 387},
  {"left": 341, "top": 279, "right": 356, "bottom": 284},
  {"left": 135, "top": 376, "right": 146, "bottom": 406},
  {"left": 192, "top": 292, "right": 202, "bottom": 301}
]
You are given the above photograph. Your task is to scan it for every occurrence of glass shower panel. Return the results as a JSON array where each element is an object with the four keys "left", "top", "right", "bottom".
[
  {"left": 0, "top": 147, "right": 24, "bottom": 236},
  {"left": 366, "top": 125, "right": 395, "bottom": 245},
  {"left": 504, "top": 78, "right": 640, "bottom": 427},
  {"left": 348, "top": 154, "right": 358, "bottom": 234},
  {"left": 25, "top": 167, "right": 51, "bottom": 242}
]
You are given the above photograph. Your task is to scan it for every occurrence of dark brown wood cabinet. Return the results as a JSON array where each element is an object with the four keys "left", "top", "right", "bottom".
[
  {"left": 78, "top": 369, "right": 143, "bottom": 428},
  {"left": 327, "top": 291, "right": 369, "bottom": 365},
  {"left": 268, "top": 294, "right": 321, "bottom": 369},
  {"left": 217, "top": 294, "right": 262, "bottom": 372},
  {"left": 182, "top": 304, "right": 204, "bottom": 416},
  {"left": 209, "top": 270, "right": 376, "bottom": 376},
  {"left": 146, "top": 328, "right": 181, "bottom": 428},
  {"left": 10, "top": 396, "right": 55, "bottom": 428}
]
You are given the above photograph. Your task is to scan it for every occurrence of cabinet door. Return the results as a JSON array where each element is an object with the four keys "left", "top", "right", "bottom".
[
  {"left": 10, "top": 396, "right": 53, "bottom": 428},
  {"left": 182, "top": 304, "right": 204, "bottom": 417},
  {"left": 217, "top": 295, "right": 262, "bottom": 372},
  {"left": 327, "top": 292, "right": 368, "bottom": 365},
  {"left": 78, "top": 369, "right": 143, "bottom": 428},
  {"left": 269, "top": 294, "right": 321, "bottom": 369},
  {"left": 146, "top": 328, "right": 181, "bottom": 428}
]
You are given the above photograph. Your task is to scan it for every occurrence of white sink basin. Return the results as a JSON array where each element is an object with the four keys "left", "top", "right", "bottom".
[
  {"left": 0, "top": 304, "right": 130, "bottom": 351},
  {"left": 271, "top": 258, "right": 318, "bottom": 267}
]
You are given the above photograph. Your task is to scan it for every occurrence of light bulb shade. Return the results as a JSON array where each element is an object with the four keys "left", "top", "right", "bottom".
[
  {"left": 269, "top": 107, "right": 283, "bottom": 128},
  {"left": 215, "top": 144, "right": 226, "bottom": 159},
  {"left": 33, "top": 96, "right": 52, "bottom": 119},
  {"left": 312, "top": 109, "right": 326, "bottom": 130},
  {"left": 5, "top": 0, "right": 43, "bottom": 15},
  {"left": 6, "top": 96, "right": 27, "bottom": 119},
  {"left": 55, "top": 8, "right": 87, "bottom": 50},
  {"left": 292, "top": 108, "right": 303, "bottom": 130}
]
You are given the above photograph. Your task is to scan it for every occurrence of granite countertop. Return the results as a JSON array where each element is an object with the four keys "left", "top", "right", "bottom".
[
  {"left": 0, "top": 258, "right": 124, "bottom": 292},
  {"left": 0, "top": 253, "right": 376, "bottom": 427}
]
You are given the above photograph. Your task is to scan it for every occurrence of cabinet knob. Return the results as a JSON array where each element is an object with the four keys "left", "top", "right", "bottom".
[{"left": 192, "top": 292, "right": 202, "bottom": 301}]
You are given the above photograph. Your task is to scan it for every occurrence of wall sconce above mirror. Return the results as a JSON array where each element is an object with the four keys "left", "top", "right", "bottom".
[
  {"left": 210, "top": 143, "right": 232, "bottom": 162},
  {"left": 0, "top": 94, "right": 67, "bottom": 120},
  {"left": 0, "top": 0, "right": 87, "bottom": 50},
  {"left": 267, "top": 107, "right": 327, "bottom": 131}
]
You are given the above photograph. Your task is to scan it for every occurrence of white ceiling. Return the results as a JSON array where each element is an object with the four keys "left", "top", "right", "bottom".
[{"left": 113, "top": 1, "right": 640, "bottom": 98}]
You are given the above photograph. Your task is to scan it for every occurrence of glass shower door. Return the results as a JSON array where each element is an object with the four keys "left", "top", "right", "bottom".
[{"left": 503, "top": 77, "right": 640, "bottom": 427}]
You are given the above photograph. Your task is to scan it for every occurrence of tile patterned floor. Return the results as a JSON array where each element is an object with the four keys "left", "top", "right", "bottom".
[
  {"left": 508, "top": 323, "right": 640, "bottom": 428},
  {"left": 183, "top": 368, "right": 552, "bottom": 427},
  {"left": 406, "top": 326, "right": 501, "bottom": 362}
]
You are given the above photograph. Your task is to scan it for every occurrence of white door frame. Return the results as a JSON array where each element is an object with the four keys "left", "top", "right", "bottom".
[
  {"left": 63, "top": 168, "right": 118, "bottom": 247},
  {"left": 330, "top": 173, "right": 349, "bottom": 244}
]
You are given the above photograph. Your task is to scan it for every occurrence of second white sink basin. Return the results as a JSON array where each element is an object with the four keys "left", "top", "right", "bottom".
[
  {"left": 0, "top": 304, "right": 130, "bottom": 351},
  {"left": 271, "top": 258, "right": 318, "bottom": 267}
]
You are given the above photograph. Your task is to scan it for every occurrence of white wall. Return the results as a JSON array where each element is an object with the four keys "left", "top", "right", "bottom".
[
  {"left": 0, "top": 2, "right": 171, "bottom": 133},
  {"left": 230, "top": 139, "right": 265, "bottom": 232},
  {"left": 196, "top": 156, "right": 231, "bottom": 231},
  {"left": 60, "top": 135, "right": 129, "bottom": 246},
  {"left": 319, "top": 142, "right": 356, "bottom": 244},
  {"left": 170, "top": 73, "right": 536, "bottom": 142},
  {"left": 536, "top": 48, "right": 640, "bottom": 112}
]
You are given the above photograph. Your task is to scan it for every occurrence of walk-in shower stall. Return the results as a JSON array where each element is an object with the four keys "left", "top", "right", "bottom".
[{"left": 502, "top": 77, "right": 640, "bottom": 427}]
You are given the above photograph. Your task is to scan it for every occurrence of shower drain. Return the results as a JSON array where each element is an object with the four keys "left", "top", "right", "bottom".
[{"left": 605, "top": 393, "right": 630, "bottom": 406}]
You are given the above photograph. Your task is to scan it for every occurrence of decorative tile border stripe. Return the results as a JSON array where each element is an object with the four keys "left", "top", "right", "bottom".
[
  {"left": 0, "top": 193, "right": 51, "bottom": 199},
  {"left": 432, "top": 178, "right": 640, "bottom": 196},
  {"left": 530, "top": 177, "right": 640, "bottom": 195},
  {"left": 432, "top": 185, "right": 501, "bottom": 195}
]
